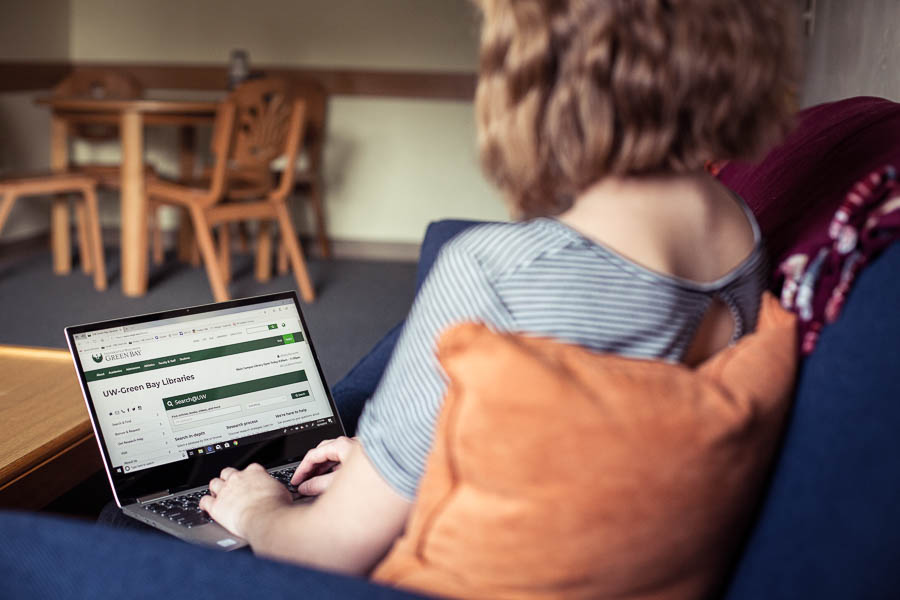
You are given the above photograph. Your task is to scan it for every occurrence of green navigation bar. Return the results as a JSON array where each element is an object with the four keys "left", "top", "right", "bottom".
[
  {"left": 163, "top": 370, "right": 308, "bottom": 410},
  {"left": 84, "top": 331, "right": 304, "bottom": 382}
]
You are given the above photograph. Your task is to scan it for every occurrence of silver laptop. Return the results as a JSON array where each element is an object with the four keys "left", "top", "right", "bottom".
[{"left": 65, "top": 291, "right": 345, "bottom": 551}]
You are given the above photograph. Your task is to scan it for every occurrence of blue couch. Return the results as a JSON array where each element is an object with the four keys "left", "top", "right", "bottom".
[{"left": 1, "top": 220, "right": 898, "bottom": 599}]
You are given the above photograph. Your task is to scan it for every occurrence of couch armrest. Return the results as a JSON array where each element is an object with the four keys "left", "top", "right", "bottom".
[{"left": 725, "top": 242, "right": 900, "bottom": 599}]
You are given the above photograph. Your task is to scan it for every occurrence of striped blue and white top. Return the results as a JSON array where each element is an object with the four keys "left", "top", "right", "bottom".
[{"left": 357, "top": 212, "right": 767, "bottom": 500}]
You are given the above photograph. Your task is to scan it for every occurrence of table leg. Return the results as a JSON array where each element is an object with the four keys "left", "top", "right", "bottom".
[
  {"left": 75, "top": 202, "right": 94, "bottom": 274},
  {"left": 50, "top": 115, "right": 71, "bottom": 275},
  {"left": 84, "top": 186, "right": 107, "bottom": 291},
  {"left": 120, "top": 110, "right": 148, "bottom": 297},
  {"left": 175, "top": 208, "right": 194, "bottom": 263},
  {"left": 218, "top": 224, "right": 232, "bottom": 283},
  {"left": 175, "top": 126, "right": 197, "bottom": 262},
  {"left": 178, "top": 126, "right": 196, "bottom": 182},
  {"left": 0, "top": 193, "right": 17, "bottom": 234},
  {"left": 277, "top": 236, "right": 289, "bottom": 275},
  {"left": 255, "top": 221, "right": 272, "bottom": 282}
]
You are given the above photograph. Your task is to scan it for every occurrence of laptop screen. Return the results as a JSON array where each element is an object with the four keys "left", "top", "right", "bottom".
[{"left": 66, "top": 293, "right": 343, "bottom": 503}]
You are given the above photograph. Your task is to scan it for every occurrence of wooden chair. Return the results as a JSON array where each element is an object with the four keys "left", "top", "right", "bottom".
[
  {"left": 147, "top": 78, "right": 315, "bottom": 303},
  {"left": 267, "top": 79, "right": 330, "bottom": 280},
  {"left": 161, "top": 79, "right": 330, "bottom": 276},
  {"left": 0, "top": 173, "right": 106, "bottom": 290},
  {"left": 200, "top": 80, "right": 330, "bottom": 280}
]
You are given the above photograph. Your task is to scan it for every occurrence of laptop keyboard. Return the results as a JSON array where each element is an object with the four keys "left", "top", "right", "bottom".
[{"left": 142, "top": 467, "right": 299, "bottom": 528}]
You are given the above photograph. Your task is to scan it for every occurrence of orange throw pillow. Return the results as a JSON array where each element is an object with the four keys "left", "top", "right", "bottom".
[{"left": 373, "top": 293, "right": 797, "bottom": 600}]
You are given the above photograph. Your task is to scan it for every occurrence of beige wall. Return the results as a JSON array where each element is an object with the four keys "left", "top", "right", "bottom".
[
  {"left": 802, "top": 0, "right": 900, "bottom": 107},
  {"left": 67, "top": 0, "right": 506, "bottom": 243},
  {"left": 324, "top": 97, "right": 505, "bottom": 242},
  {"left": 69, "top": 94, "right": 508, "bottom": 242},
  {"left": 71, "top": 0, "right": 508, "bottom": 243},
  {"left": 0, "top": 92, "right": 58, "bottom": 239},
  {"left": 0, "top": 0, "right": 70, "bottom": 239},
  {"left": 69, "top": 0, "right": 480, "bottom": 71},
  {"left": 0, "top": 0, "right": 70, "bottom": 60},
  {"left": 1, "top": 0, "right": 508, "bottom": 244}
]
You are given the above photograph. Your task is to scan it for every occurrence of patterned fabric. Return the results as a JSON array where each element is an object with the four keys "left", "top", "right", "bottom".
[
  {"left": 715, "top": 97, "right": 900, "bottom": 356},
  {"left": 358, "top": 209, "right": 767, "bottom": 500},
  {"left": 777, "top": 166, "right": 900, "bottom": 355}
]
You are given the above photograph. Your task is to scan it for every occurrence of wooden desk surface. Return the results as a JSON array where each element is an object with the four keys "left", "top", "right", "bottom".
[{"left": 0, "top": 345, "right": 101, "bottom": 509}]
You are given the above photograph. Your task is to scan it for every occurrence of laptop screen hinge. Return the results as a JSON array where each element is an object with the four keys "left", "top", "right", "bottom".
[{"left": 137, "top": 490, "right": 172, "bottom": 504}]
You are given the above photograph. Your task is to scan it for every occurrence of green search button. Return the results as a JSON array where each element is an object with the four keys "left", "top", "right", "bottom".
[
  {"left": 268, "top": 324, "right": 278, "bottom": 330},
  {"left": 291, "top": 390, "right": 310, "bottom": 399},
  {"left": 282, "top": 333, "right": 295, "bottom": 344}
]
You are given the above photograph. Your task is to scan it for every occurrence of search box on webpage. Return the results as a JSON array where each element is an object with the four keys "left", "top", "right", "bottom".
[
  {"left": 247, "top": 396, "right": 293, "bottom": 410},
  {"left": 171, "top": 404, "right": 242, "bottom": 425}
]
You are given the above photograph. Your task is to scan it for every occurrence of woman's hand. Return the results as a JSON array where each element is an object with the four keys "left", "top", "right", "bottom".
[
  {"left": 290, "top": 436, "right": 359, "bottom": 495},
  {"left": 199, "top": 463, "right": 292, "bottom": 538}
]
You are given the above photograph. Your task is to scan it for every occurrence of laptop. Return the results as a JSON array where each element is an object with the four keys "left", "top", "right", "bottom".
[{"left": 64, "top": 291, "right": 345, "bottom": 551}]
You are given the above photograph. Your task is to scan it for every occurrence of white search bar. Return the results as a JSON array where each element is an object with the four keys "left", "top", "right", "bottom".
[
  {"left": 247, "top": 396, "right": 291, "bottom": 410},
  {"left": 246, "top": 325, "right": 270, "bottom": 334},
  {"left": 171, "top": 404, "right": 241, "bottom": 425}
]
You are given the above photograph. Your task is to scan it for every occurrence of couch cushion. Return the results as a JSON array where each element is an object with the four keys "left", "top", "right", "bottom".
[
  {"left": 373, "top": 294, "right": 797, "bottom": 600},
  {"left": 724, "top": 242, "right": 900, "bottom": 600}
]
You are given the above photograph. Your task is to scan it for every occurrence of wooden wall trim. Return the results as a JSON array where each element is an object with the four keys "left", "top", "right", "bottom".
[
  {"left": 0, "top": 60, "right": 477, "bottom": 100},
  {"left": 0, "top": 61, "right": 73, "bottom": 93}
]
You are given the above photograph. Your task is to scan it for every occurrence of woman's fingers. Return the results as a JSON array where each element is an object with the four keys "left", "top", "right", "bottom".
[
  {"left": 297, "top": 472, "right": 336, "bottom": 496},
  {"left": 290, "top": 446, "right": 340, "bottom": 485},
  {"left": 290, "top": 437, "right": 356, "bottom": 485},
  {"left": 208, "top": 477, "right": 224, "bottom": 496},
  {"left": 220, "top": 467, "right": 238, "bottom": 481}
]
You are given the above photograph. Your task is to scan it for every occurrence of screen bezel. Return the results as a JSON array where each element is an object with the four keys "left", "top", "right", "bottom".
[{"left": 65, "top": 291, "right": 345, "bottom": 505}]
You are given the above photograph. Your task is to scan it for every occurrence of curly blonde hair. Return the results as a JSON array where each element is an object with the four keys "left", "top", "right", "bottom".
[{"left": 474, "top": 0, "right": 799, "bottom": 217}]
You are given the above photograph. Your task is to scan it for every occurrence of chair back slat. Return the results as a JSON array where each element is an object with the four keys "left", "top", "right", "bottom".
[
  {"left": 290, "top": 79, "right": 327, "bottom": 173},
  {"left": 206, "top": 102, "right": 237, "bottom": 203},
  {"left": 227, "top": 78, "right": 295, "bottom": 174},
  {"left": 272, "top": 99, "right": 307, "bottom": 200}
]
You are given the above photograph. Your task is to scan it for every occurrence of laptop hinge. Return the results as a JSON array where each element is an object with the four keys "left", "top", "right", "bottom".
[{"left": 137, "top": 490, "right": 172, "bottom": 504}]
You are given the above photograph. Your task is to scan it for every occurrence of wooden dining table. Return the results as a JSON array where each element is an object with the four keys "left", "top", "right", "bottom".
[{"left": 35, "top": 96, "right": 220, "bottom": 297}]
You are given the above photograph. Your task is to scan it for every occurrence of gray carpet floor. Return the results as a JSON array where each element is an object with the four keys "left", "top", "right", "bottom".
[{"left": 0, "top": 245, "right": 418, "bottom": 385}]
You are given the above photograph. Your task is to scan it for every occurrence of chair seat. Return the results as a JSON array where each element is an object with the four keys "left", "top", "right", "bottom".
[
  {"left": 0, "top": 171, "right": 96, "bottom": 194},
  {"left": 149, "top": 174, "right": 271, "bottom": 205},
  {"left": 147, "top": 177, "right": 211, "bottom": 204},
  {"left": 0, "top": 171, "right": 106, "bottom": 291},
  {"left": 206, "top": 199, "right": 279, "bottom": 224}
]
